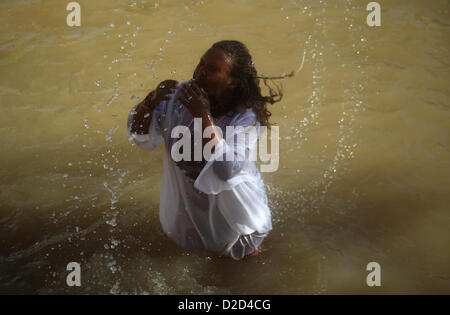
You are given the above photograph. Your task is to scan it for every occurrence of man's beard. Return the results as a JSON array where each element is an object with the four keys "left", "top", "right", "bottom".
[
  {"left": 210, "top": 100, "right": 231, "bottom": 118},
  {"left": 199, "top": 84, "right": 229, "bottom": 117},
  {"left": 193, "top": 77, "right": 234, "bottom": 118}
]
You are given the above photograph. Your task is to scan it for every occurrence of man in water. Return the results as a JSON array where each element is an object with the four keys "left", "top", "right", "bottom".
[{"left": 127, "top": 40, "right": 284, "bottom": 260}]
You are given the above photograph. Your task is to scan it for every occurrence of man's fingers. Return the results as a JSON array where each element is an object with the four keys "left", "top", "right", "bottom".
[
  {"left": 179, "top": 85, "right": 192, "bottom": 100},
  {"left": 165, "top": 87, "right": 177, "bottom": 95},
  {"left": 186, "top": 82, "right": 199, "bottom": 99},
  {"left": 191, "top": 82, "right": 208, "bottom": 99},
  {"left": 163, "top": 79, "right": 178, "bottom": 86},
  {"left": 160, "top": 88, "right": 175, "bottom": 98},
  {"left": 158, "top": 80, "right": 178, "bottom": 90},
  {"left": 150, "top": 80, "right": 178, "bottom": 93},
  {"left": 200, "top": 87, "right": 208, "bottom": 98},
  {"left": 190, "top": 82, "right": 201, "bottom": 94},
  {"left": 176, "top": 95, "right": 188, "bottom": 108}
]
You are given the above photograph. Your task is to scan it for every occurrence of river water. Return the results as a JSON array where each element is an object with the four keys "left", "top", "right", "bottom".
[{"left": 0, "top": 0, "right": 449, "bottom": 294}]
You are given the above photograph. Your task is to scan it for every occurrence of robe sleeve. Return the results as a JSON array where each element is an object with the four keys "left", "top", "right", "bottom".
[
  {"left": 194, "top": 109, "right": 272, "bottom": 235},
  {"left": 193, "top": 109, "right": 260, "bottom": 195},
  {"left": 216, "top": 175, "right": 272, "bottom": 235}
]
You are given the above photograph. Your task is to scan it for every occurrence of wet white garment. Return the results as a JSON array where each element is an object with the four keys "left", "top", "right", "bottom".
[{"left": 126, "top": 81, "right": 272, "bottom": 260}]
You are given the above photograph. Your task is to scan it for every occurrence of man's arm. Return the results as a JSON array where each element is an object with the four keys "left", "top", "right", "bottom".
[
  {"left": 130, "top": 80, "right": 178, "bottom": 134},
  {"left": 130, "top": 98, "right": 154, "bottom": 135},
  {"left": 201, "top": 113, "right": 223, "bottom": 152}
]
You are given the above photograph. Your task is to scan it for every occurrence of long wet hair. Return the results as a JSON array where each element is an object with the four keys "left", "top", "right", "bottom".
[{"left": 211, "top": 40, "right": 293, "bottom": 127}]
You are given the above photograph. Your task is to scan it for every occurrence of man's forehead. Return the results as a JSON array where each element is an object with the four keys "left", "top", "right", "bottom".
[{"left": 203, "top": 48, "right": 232, "bottom": 66}]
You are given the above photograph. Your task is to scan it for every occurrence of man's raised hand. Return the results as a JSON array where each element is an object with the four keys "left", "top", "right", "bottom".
[{"left": 144, "top": 80, "right": 178, "bottom": 109}]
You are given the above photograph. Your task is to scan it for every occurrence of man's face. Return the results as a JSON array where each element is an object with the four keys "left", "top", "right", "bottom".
[{"left": 193, "top": 48, "right": 239, "bottom": 104}]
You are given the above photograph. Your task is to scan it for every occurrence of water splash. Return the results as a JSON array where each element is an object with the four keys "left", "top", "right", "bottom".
[{"left": 105, "top": 125, "right": 119, "bottom": 142}]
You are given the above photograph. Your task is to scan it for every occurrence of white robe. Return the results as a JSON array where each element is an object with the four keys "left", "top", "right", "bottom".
[{"left": 126, "top": 81, "right": 272, "bottom": 259}]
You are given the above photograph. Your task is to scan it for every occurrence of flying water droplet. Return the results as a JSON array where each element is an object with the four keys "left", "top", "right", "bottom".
[{"left": 106, "top": 125, "right": 119, "bottom": 141}]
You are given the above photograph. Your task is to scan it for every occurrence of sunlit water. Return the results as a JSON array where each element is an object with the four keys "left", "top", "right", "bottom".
[{"left": 0, "top": 0, "right": 449, "bottom": 294}]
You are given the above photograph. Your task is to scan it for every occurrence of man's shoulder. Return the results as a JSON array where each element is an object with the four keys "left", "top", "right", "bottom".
[{"left": 231, "top": 108, "right": 258, "bottom": 126}]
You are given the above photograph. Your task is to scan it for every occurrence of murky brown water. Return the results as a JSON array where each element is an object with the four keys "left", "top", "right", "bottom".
[{"left": 0, "top": 0, "right": 449, "bottom": 294}]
